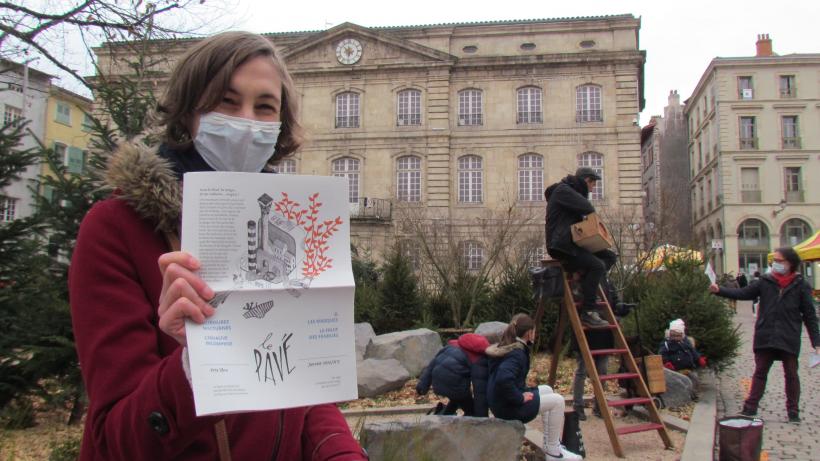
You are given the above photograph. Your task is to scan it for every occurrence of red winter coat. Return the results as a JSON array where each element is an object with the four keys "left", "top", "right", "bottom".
[{"left": 69, "top": 143, "right": 366, "bottom": 461}]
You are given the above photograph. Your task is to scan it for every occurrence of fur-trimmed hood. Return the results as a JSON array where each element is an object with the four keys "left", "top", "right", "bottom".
[
  {"left": 104, "top": 142, "right": 181, "bottom": 234},
  {"left": 484, "top": 340, "right": 526, "bottom": 358}
]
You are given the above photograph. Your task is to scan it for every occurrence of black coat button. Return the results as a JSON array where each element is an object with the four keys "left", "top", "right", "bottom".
[{"left": 148, "top": 411, "right": 170, "bottom": 435}]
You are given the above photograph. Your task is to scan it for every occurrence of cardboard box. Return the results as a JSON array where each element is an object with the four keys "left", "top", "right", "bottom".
[
  {"left": 571, "top": 213, "right": 614, "bottom": 252},
  {"left": 636, "top": 355, "right": 667, "bottom": 395}
]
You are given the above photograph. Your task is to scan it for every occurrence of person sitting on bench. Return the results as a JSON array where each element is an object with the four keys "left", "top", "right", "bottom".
[{"left": 544, "top": 167, "right": 616, "bottom": 327}]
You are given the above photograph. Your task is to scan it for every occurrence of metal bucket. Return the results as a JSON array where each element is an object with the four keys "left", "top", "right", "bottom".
[{"left": 718, "top": 416, "right": 764, "bottom": 461}]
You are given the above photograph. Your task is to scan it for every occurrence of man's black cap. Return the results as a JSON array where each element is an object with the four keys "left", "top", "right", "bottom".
[{"left": 575, "top": 167, "right": 602, "bottom": 181}]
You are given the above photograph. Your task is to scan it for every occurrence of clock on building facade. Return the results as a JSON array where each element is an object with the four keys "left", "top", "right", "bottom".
[{"left": 335, "top": 38, "right": 363, "bottom": 65}]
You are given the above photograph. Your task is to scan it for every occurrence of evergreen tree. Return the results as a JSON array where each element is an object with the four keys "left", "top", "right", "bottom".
[
  {"left": 626, "top": 256, "right": 741, "bottom": 370},
  {"left": 375, "top": 244, "right": 423, "bottom": 332}
]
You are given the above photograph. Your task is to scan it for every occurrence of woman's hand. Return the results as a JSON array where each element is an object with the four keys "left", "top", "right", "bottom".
[
  {"left": 523, "top": 392, "right": 534, "bottom": 403},
  {"left": 157, "top": 251, "right": 215, "bottom": 346},
  {"left": 708, "top": 283, "right": 719, "bottom": 294}
]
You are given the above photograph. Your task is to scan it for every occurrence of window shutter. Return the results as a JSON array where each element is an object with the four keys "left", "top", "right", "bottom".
[
  {"left": 67, "top": 147, "right": 85, "bottom": 174},
  {"left": 43, "top": 185, "right": 54, "bottom": 203}
]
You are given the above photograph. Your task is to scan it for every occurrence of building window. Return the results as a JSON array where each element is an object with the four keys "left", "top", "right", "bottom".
[
  {"left": 400, "top": 239, "right": 422, "bottom": 271},
  {"left": 6, "top": 83, "right": 22, "bottom": 93},
  {"left": 517, "top": 153, "right": 543, "bottom": 201},
  {"left": 55, "top": 102, "right": 71, "bottom": 125},
  {"left": 784, "top": 167, "right": 803, "bottom": 202},
  {"left": 780, "top": 219, "right": 810, "bottom": 246},
  {"left": 779, "top": 75, "right": 796, "bottom": 98},
  {"left": 737, "top": 76, "right": 753, "bottom": 99},
  {"left": 53, "top": 142, "right": 67, "bottom": 166},
  {"left": 738, "top": 218, "right": 770, "bottom": 276},
  {"left": 462, "top": 241, "right": 484, "bottom": 271},
  {"left": 528, "top": 247, "right": 546, "bottom": 267},
  {"left": 335, "top": 92, "right": 360, "bottom": 128},
  {"left": 331, "top": 157, "right": 360, "bottom": 203},
  {"left": 1, "top": 197, "right": 17, "bottom": 222},
  {"left": 457, "top": 155, "right": 482, "bottom": 203},
  {"left": 66, "top": 147, "right": 86, "bottom": 174},
  {"left": 707, "top": 178, "right": 713, "bottom": 210},
  {"left": 739, "top": 116, "right": 757, "bottom": 149},
  {"left": 3, "top": 105, "right": 22, "bottom": 125},
  {"left": 577, "top": 151, "right": 604, "bottom": 200},
  {"left": 82, "top": 113, "right": 95, "bottom": 132},
  {"left": 396, "top": 155, "right": 421, "bottom": 202},
  {"left": 576, "top": 84, "right": 602, "bottom": 122},
  {"left": 274, "top": 158, "right": 296, "bottom": 174},
  {"left": 740, "top": 167, "right": 761, "bottom": 203},
  {"left": 781, "top": 116, "right": 800, "bottom": 149},
  {"left": 516, "top": 86, "right": 542, "bottom": 124},
  {"left": 397, "top": 89, "right": 421, "bottom": 126},
  {"left": 458, "top": 89, "right": 482, "bottom": 126}
]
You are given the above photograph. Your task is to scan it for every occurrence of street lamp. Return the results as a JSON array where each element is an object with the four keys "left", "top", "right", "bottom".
[{"left": 772, "top": 199, "right": 787, "bottom": 217}]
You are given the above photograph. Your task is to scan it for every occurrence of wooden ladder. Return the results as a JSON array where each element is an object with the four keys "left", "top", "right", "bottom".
[{"left": 536, "top": 260, "right": 673, "bottom": 458}]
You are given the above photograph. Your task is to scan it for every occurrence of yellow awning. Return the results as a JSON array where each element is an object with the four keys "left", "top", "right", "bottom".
[
  {"left": 768, "top": 230, "right": 820, "bottom": 262},
  {"left": 639, "top": 244, "right": 703, "bottom": 271}
]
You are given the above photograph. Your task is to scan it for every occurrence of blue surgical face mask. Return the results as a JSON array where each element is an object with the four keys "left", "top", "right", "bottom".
[
  {"left": 193, "top": 112, "right": 281, "bottom": 172},
  {"left": 771, "top": 262, "right": 788, "bottom": 275}
]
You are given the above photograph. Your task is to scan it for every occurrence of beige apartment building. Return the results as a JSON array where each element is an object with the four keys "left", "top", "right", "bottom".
[
  {"left": 95, "top": 15, "right": 646, "bottom": 266},
  {"left": 685, "top": 35, "right": 820, "bottom": 279}
]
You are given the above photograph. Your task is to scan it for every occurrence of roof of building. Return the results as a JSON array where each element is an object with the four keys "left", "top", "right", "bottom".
[
  {"left": 51, "top": 85, "right": 93, "bottom": 106},
  {"left": 0, "top": 58, "right": 56, "bottom": 81}
]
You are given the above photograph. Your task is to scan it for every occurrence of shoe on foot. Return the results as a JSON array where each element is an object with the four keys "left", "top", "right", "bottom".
[
  {"left": 580, "top": 310, "right": 609, "bottom": 327},
  {"left": 592, "top": 406, "right": 602, "bottom": 418},
  {"left": 788, "top": 412, "right": 800, "bottom": 424},
  {"left": 573, "top": 405, "right": 586, "bottom": 421},
  {"left": 545, "top": 445, "right": 582, "bottom": 460},
  {"left": 739, "top": 407, "right": 757, "bottom": 417}
]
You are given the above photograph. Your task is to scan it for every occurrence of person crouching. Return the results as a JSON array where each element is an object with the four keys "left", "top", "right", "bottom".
[
  {"left": 416, "top": 333, "right": 490, "bottom": 417},
  {"left": 486, "top": 314, "right": 581, "bottom": 460}
]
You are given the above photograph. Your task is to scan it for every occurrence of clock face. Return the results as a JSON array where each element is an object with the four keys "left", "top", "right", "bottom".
[{"left": 336, "top": 38, "right": 363, "bottom": 65}]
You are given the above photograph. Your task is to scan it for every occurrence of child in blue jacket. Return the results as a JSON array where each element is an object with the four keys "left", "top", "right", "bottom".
[
  {"left": 486, "top": 314, "right": 581, "bottom": 461},
  {"left": 416, "top": 333, "right": 490, "bottom": 416}
]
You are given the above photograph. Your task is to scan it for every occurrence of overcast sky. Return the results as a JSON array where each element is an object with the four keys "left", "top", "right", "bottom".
[{"left": 34, "top": 0, "right": 820, "bottom": 125}]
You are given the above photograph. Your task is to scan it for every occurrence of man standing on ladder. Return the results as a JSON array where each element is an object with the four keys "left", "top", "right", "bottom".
[{"left": 544, "top": 167, "right": 616, "bottom": 327}]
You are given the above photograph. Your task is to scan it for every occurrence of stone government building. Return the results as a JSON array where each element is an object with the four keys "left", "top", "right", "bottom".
[{"left": 95, "top": 15, "right": 646, "bottom": 266}]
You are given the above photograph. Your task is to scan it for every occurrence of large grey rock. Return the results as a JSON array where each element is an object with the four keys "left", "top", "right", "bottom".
[
  {"left": 660, "top": 368, "right": 695, "bottom": 409},
  {"left": 363, "top": 416, "right": 525, "bottom": 461},
  {"left": 356, "top": 358, "right": 410, "bottom": 398},
  {"left": 474, "top": 321, "right": 508, "bottom": 343},
  {"left": 366, "top": 328, "right": 442, "bottom": 377},
  {"left": 354, "top": 322, "right": 376, "bottom": 362}
]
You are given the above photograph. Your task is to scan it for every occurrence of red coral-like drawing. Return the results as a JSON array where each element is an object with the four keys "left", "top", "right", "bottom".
[{"left": 272, "top": 192, "right": 343, "bottom": 279}]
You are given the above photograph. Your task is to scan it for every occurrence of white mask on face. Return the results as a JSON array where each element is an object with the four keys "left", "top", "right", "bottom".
[
  {"left": 771, "top": 262, "right": 788, "bottom": 275},
  {"left": 193, "top": 112, "right": 281, "bottom": 172}
]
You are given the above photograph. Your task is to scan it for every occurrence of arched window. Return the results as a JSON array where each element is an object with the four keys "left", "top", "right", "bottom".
[
  {"left": 458, "top": 89, "right": 482, "bottom": 126},
  {"left": 780, "top": 218, "right": 811, "bottom": 246},
  {"left": 457, "top": 155, "right": 483, "bottom": 203},
  {"left": 274, "top": 158, "right": 296, "bottom": 174},
  {"left": 335, "top": 92, "right": 360, "bottom": 128},
  {"left": 517, "top": 86, "right": 542, "bottom": 124},
  {"left": 396, "top": 155, "right": 421, "bottom": 202},
  {"left": 738, "top": 218, "right": 770, "bottom": 274},
  {"left": 461, "top": 241, "right": 484, "bottom": 271},
  {"left": 576, "top": 84, "right": 602, "bottom": 122},
  {"left": 397, "top": 89, "right": 421, "bottom": 126},
  {"left": 331, "top": 157, "right": 360, "bottom": 203},
  {"left": 517, "top": 153, "right": 544, "bottom": 201},
  {"left": 577, "top": 151, "right": 604, "bottom": 200}
]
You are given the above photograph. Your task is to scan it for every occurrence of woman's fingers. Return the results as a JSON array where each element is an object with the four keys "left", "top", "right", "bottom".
[
  {"left": 159, "top": 276, "right": 214, "bottom": 317},
  {"left": 160, "top": 262, "right": 214, "bottom": 304},
  {"left": 157, "top": 251, "right": 215, "bottom": 346},
  {"left": 159, "top": 296, "right": 215, "bottom": 346}
]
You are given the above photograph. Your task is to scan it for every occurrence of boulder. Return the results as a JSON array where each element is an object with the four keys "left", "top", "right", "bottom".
[
  {"left": 660, "top": 368, "right": 695, "bottom": 409},
  {"left": 363, "top": 416, "right": 525, "bottom": 461},
  {"left": 366, "top": 328, "right": 442, "bottom": 377},
  {"left": 354, "top": 322, "right": 376, "bottom": 362},
  {"left": 356, "top": 358, "right": 410, "bottom": 398},
  {"left": 474, "top": 321, "right": 508, "bottom": 343}
]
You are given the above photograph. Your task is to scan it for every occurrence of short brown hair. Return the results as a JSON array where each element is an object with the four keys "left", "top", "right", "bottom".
[{"left": 156, "top": 31, "right": 303, "bottom": 161}]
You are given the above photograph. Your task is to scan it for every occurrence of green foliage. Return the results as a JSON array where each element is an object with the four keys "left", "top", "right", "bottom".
[
  {"left": 0, "top": 398, "right": 35, "bottom": 429},
  {"left": 352, "top": 251, "right": 380, "bottom": 325},
  {"left": 375, "top": 245, "right": 423, "bottom": 333},
  {"left": 625, "top": 257, "right": 741, "bottom": 370},
  {"left": 48, "top": 436, "right": 81, "bottom": 461}
]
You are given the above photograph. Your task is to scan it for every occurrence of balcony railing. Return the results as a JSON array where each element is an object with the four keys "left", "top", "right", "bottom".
[
  {"left": 779, "top": 89, "right": 796, "bottom": 98},
  {"left": 349, "top": 197, "right": 392, "bottom": 221},
  {"left": 782, "top": 137, "right": 801, "bottom": 149},
  {"left": 739, "top": 137, "right": 758, "bottom": 150},
  {"left": 785, "top": 190, "right": 804, "bottom": 203},
  {"left": 741, "top": 190, "right": 762, "bottom": 203}
]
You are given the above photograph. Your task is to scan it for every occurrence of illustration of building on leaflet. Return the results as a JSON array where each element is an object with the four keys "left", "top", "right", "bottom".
[{"left": 246, "top": 193, "right": 298, "bottom": 283}]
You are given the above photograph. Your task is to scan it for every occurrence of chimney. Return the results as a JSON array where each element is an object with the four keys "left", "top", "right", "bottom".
[
  {"left": 756, "top": 34, "right": 773, "bottom": 57},
  {"left": 668, "top": 90, "right": 680, "bottom": 106}
]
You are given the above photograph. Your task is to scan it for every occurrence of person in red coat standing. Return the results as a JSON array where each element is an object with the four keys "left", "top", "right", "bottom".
[{"left": 69, "top": 31, "right": 367, "bottom": 460}]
